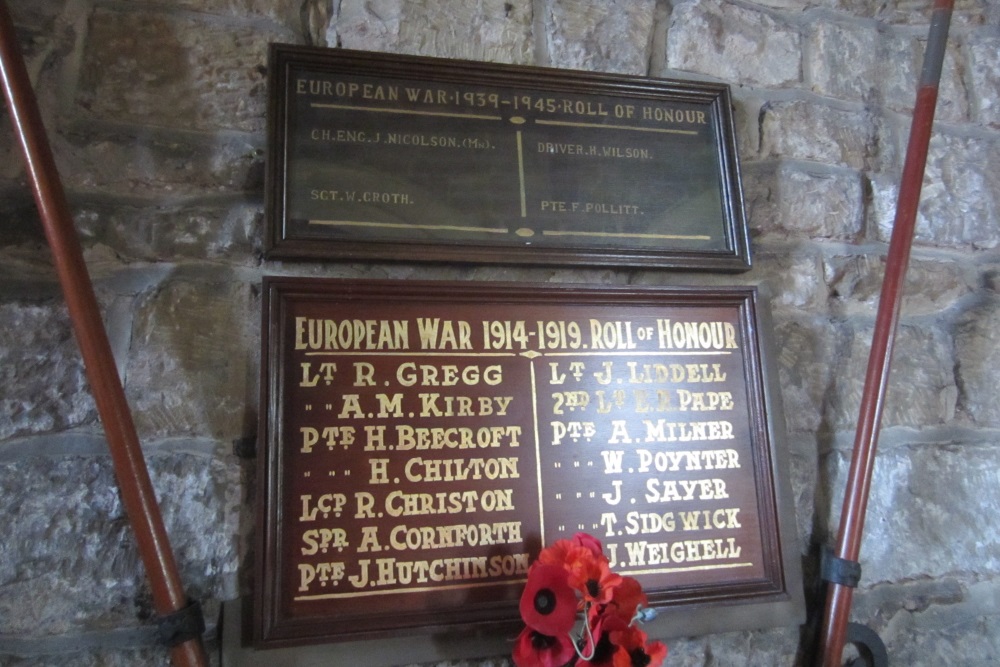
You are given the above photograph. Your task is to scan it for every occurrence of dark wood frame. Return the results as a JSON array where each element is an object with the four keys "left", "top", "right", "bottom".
[
  {"left": 254, "top": 278, "right": 802, "bottom": 648},
  {"left": 265, "top": 45, "right": 751, "bottom": 271}
]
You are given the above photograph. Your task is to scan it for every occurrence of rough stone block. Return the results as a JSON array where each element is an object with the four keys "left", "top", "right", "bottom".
[
  {"left": 52, "top": 125, "right": 264, "bottom": 200},
  {"left": 728, "top": 91, "right": 764, "bottom": 162},
  {"left": 760, "top": 100, "right": 881, "bottom": 170},
  {"left": 826, "top": 323, "right": 956, "bottom": 430},
  {"left": 0, "top": 116, "right": 14, "bottom": 182},
  {"left": 0, "top": 648, "right": 173, "bottom": 667},
  {"left": 754, "top": 249, "right": 826, "bottom": 313},
  {"left": 830, "top": 0, "right": 881, "bottom": 20},
  {"left": 659, "top": 626, "right": 800, "bottom": 665},
  {"left": 984, "top": 264, "right": 1000, "bottom": 294},
  {"left": 867, "top": 0, "right": 995, "bottom": 28},
  {"left": 666, "top": 0, "right": 800, "bottom": 87},
  {"left": 125, "top": 273, "right": 257, "bottom": 442},
  {"left": 788, "top": 448, "right": 820, "bottom": 553},
  {"left": 772, "top": 317, "right": 842, "bottom": 434},
  {"left": 871, "top": 133, "right": 1000, "bottom": 250},
  {"left": 929, "top": 42, "right": 970, "bottom": 124},
  {"left": 73, "top": 199, "right": 262, "bottom": 264},
  {"left": 881, "top": 586, "right": 1000, "bottom": 665},
  {"left": 969, "top": 35, "right": 1000, "bottom": 128},
  {"left": 6, "top": 0, "right": 68, "bottom": 30},
  {"left": 850, "top": 578, "right": 1000, "bottom": 667},
  {"left": 956, "top": 301, "right": 1000, "bottom": 425},
  {"left": 130, "top": 0, "right": 301, "bottom": 27},
  {"left": 0, "top": 248, "right": 61, "bottom": 303},
  {"left": 332, "top": 0, "right": 533, "bottom": 65},
  {"left": 875, "top": 28, "right": 921, "bottom": 111},
  {"left": 0, "top": 301, "right": 96, "bottom": 441},
  {"left": 743, "top": 163, "right": 864, "bottom": 241},
  {"left": 148, "top": 451, "right": 243, "bottom": 603},
  {"left": 0, "top": 455, "right": 142, "bottom": 635},
  {"left": 823, "top": 443, "right": 1000, "bottom": 584},
  {"left": 76, "top": 9, "right": 287, "bottom": 132},
  {"left": 807, "top": 19, "right": 880, "bottom": 103},
  {"left": 807, "top": 21, "right": 968, "bottom": 122},
  {"left": 0, "top": 450, "right": 239, "bottom": 636},
  {"left": 753, "top": 0, "right": 825, "bottom": 8},
  {"left": 824, "top": 254, "right": 972, "bottom": 317},
  {"left": 544, "top": 0, "right": 656, "bottom": 74},
  {"left": 3, "top": 3, "right": 78, "bottom": 182},
  {"left": 876, "top": 32, "right": 968, "bottom": 124}
]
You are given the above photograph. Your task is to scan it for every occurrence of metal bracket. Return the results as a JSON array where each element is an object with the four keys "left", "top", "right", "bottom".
[
  {"left": 845, "top": 622, "right": 889, "bottom": 667},
  {"left": 156, "top": 599, "right": 206, "bottom": 647},
  {"left": 821, "top": 546, "right": 862, "bottom": 588}
]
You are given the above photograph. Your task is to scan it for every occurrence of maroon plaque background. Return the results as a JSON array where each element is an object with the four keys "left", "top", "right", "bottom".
[{"left": 255, "top": 278, "right": 800, "bottom": 647}]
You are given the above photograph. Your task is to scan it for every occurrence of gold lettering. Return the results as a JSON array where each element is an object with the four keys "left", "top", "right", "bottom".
[
  {"left": 636, "top": 448, "right": 740, "bottom": 472},
  {"left": 656, "top": 319, "right": 739, "bottom": 350},
  {"left": 644, "top": 477, "right": 729, "bottom": 503},
  {"left": 403, "top": 457, "right": 518, "bottom": 483},
  {"left": 384, "top": 489, "right": 515, "bottom": 517},
  {"left": 395, "top": 424, "right": 522, "bottom": 450},
  {"left": 387, "top": 521, "right": 523, "bottom": 552},
  {"left": 415, "top": 319, "right": 472, "bottom": 350},
  {"left": 293, "top": 317, "right": 409, "bottom": 350}
]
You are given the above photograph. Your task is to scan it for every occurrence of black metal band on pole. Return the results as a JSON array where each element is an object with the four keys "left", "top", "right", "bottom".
[
  {"left": 0, "top": 4, "right": 208, "bottom": 666},
  {"left": 816, "top": 1, "right": 954, "bottom": 665}
]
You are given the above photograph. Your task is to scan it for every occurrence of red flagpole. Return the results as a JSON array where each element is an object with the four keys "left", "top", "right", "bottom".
[
  {"left": 0, "top": 4, "right": 208, "bottom": 665},
  {"left": 816, "top": 1, "right": 954, "bottom": 664}
]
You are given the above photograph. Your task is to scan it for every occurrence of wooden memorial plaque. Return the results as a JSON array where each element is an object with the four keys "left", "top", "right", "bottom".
[
  {"left": 255, "top": 279, "right": 802, "bottom": 647},
  {"left": 265, "top": 46, "right": 750, "bottom": 271}
]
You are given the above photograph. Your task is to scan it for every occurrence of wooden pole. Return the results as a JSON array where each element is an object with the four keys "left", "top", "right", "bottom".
[
  {"left": 0, "top": 4, "right": 208, "bottom": 666},
  {"left": 815, "top": 1, "right": 953, "bottom": 665}
]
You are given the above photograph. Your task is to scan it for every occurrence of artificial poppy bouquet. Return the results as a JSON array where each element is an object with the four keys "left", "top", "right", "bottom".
[{"left": 513, "top": 532, "right": 667, "bottom": 667}]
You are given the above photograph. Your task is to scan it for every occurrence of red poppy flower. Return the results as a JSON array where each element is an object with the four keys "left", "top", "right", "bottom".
[
  {"left": 537, "top": 541, "right": 606, "bottom": 606},
  {"left": 520, "top": 563, "right": 578, "bottom": 636},
  {"left": 606, "top": 576, "right": 648, "bottom": 623},
  {"left": 563, "top": 547, "right": 622, "bottom": 606},
  {"left": 572, "top": 532, "right": 604, "bottom": 559},
  {"left": 610, "top": 625, "right": 668, "bottom": 667},
  {"left": 512, "top": 626, "right": 578, "bottom": 667},
  {"left": 537, "top": 539, "right": 578, "bottom": 569},
  {"left": 580, "top": 611, "right": 628, "bottom": 666}
]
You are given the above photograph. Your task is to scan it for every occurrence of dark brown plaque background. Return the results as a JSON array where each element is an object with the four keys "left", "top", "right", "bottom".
[
  {"left": 265, "top": 45, "right": 750, "bottom": 271},
  {"left": 255, "top": 279, "right": 802, "bottom": 647}
]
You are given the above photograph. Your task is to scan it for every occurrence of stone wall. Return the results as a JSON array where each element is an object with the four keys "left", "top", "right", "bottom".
[{"left": 1, "top": 0, "right": 998, "bottom": 665}]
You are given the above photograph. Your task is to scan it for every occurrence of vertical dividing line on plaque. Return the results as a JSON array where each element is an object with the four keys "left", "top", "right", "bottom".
[
  {"left": 516, "top": 131, "right": 527, "bottom": 217},
  {"left": 530, "top": 360, "right": 545, "bottom": 543}
]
